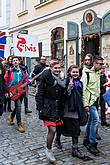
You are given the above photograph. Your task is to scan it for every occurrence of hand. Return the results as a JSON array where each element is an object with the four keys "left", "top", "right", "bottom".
[
  {"left": 84, "top": 107, "right": 89, "bottom": 112},
  {"left": 5, "top": 93, "right": 9, "bottom": 98},
  {"left": 69, "top": 77, "right": 73, "bottom": 86}
]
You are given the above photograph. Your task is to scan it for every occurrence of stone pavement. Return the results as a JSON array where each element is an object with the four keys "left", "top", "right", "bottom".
[{"left": 1, "top": 92, "right": 110, "bottom": 165}]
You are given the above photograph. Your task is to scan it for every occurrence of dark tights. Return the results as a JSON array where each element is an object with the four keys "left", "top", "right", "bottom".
[{"left": 47, "top": 126, "right": 56, "bottom": 149}]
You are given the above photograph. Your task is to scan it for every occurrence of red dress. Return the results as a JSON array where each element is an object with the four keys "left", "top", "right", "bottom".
[{"left": 44, "top": 120, "right": 63, "bottom": 127}]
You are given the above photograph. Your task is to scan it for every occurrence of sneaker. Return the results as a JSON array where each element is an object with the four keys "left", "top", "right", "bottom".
[
  {"left": 87, "top": 143, "right": 100, "bottom": 156},
  {"left": 6, "top": 115, "right": 14, "bottom": 125},
  {"left": 17, "top": 122, "right": 25, "bottom": 133},
  {"left": 54, "top": 139, "right": 62, "bottom": 149},
  {"left": 45, "top": 148, "right": 56, "bottom": 163}
]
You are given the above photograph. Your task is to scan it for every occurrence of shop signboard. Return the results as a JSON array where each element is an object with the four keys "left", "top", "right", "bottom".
[
  {"left": 81, "top": 10, "right": 101, "bottom": 35},
  {"left": 13, "top": 33, "right": 38, "bottom": 57}
]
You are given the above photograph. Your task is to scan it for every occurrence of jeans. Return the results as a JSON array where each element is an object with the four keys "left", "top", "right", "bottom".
[
  {"left": 85, "top": 106, "right": 99, "bottom": 144},
  {"left": 11, "top": 99, "right": 21, "bottom": 124}
]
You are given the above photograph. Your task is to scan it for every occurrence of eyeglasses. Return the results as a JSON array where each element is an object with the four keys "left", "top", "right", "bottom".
[{"left": 97, "top": 63, "right": 104, "bottom": 66}]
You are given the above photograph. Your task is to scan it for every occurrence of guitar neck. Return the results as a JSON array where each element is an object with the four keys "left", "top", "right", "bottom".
[{"left": 30, "top": 69, "right": 46, "bottom": 84}]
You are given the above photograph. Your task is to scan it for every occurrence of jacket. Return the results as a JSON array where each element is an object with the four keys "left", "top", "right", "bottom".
[
  {"left": 81, "top": 65, "right": 100, "bottom": 107},
  {"left": 0, "top": 62, "right": 7, "bottom": 104},
  {"left": 36, "top": 69, "right": 66, "bottom": 122},
  {"left": 31, "top": 63, "right": 47, "bottom": 82},
  {"left": 4, "top": 66, "right": 30, "bottom": 89}
]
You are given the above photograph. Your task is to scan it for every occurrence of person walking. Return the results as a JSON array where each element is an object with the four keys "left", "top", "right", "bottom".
[
  {"left": 19, "top": 58, "right": 32, "bottom": 114},
  {"left": 4, "top": 56, "right": 30, "bottom": 133},
  {"left": 31, "top": 56, "right": 47, "bottom": 85},
  {"left": 96, "top": 56, "right": 110, "bottom": 127},
  {"left": 63, "top": 65, "right": 86, "bottom": 159},
  {"left": 36, "top": 59, "right": 66, "bottom": 163},
  {"left": 32, "top": 56, "right": 47, "bottom": 109},
  {"left": 80, "top": 54, "right": 101, "bottom": 140},
  {"left": 0, "top": 60, "right": 8, "bottom": 116},
  {"left": 81, "top": 57, "right": 101, "bottom": 156},
  {"left": 3, "top": 56, "right": 13, "bottom": 112}
]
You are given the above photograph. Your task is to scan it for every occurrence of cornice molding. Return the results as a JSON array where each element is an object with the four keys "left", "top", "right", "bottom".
[{"left": 17, "top": 10, "right": 28, "bottom": 17}]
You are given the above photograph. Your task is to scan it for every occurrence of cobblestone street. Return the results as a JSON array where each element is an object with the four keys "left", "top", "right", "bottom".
[{"left": 1, "top": 90, "right": 110, "bottom": 165}]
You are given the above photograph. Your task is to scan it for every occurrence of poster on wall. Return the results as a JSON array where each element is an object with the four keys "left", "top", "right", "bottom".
[
  {"left": 13, "top": 33, "right": 38, "bottom": 57},
  {"left": 102, "top": 35, "right": 110, "bottom": 68},
  {"left": 67, "top": 40, "right": 76, "bottom": 67}
]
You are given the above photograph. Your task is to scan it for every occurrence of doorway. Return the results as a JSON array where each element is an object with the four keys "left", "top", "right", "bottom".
[{"left": 81, "top": 34, "right": 100, "bottom": 59}]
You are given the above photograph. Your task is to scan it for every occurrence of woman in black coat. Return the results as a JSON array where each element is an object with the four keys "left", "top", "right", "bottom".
[
  {"left": 36, "top": 59, "right": 66, "bottom": 163},
  {"left": 0, "top": 61, "right": 8, "bottom": 116}
]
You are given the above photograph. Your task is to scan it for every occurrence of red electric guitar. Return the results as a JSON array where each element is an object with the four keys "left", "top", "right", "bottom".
[{"left": 8, "top": 68, "right": 48, "bottom": 101}]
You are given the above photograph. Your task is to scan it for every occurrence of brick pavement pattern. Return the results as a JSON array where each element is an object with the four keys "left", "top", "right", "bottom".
[{"left": 0, "top": 89, "right": 110, "bottom": 165}]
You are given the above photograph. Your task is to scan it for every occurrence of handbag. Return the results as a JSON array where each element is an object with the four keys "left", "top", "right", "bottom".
[{"left": 103, "top": 88, "right": 110, "bottom": 107}]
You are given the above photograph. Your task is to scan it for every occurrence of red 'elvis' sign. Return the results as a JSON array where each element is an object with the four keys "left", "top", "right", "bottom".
[{"left": 13, "top": 33, "right": 38, "bottom": 57}]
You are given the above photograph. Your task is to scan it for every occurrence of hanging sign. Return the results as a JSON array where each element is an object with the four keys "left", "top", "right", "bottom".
[{"left": 13, "top": 33, "right": 38, "bottom": 57}]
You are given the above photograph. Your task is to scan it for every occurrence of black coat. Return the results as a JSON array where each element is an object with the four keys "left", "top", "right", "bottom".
[
  {"left": 36, "top": 69, "right": 66, "bottom": 122},
  {"left": 0, "top": 62, "right": 7, "bottom": 104},
  {"left": 31, "top": 63, "right": 47, "bottom": 82}
]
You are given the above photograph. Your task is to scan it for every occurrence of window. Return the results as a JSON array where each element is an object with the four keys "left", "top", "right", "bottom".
[
  {"left": 21, "top": 0, "right": 27, "bottom": 11},
  {"left": 40, "top": 0, "right": 48, "bottom": 3},
  {"left": 37, "top": 0, "right": 48, "bottom": 4},
  {"left": 51, "top": 27, "right": 64, "bottom": 66}
]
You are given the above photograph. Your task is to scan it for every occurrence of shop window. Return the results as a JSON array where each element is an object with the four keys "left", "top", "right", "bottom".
[
  {"left": 51, "top": 27, "right": 64, "bottom": 66},
  {"left": 21, "top": 0, "right": 27, "bottom": 11}
]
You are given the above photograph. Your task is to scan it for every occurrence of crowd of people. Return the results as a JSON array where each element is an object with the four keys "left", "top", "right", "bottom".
[{"left": 0, "top": 54, "right": 109, "bottom": 163}]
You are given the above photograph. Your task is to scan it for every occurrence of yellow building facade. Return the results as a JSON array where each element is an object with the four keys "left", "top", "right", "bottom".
[{"left": 9, "top": 0, "right": 110, "bottom": 69}]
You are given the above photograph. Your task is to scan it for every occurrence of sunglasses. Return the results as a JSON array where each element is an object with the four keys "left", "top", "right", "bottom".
[{"left": 97, "top": 63, "right": 104, "bottom": 66}]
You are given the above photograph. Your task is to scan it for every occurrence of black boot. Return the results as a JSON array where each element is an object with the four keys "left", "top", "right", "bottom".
[
  {"left": 87, "top": 143, "right": 100, "bottom": 156},
  {"left": 25, "top": 109, "right": 32, "bottom": 114},
  {"left": 96, "top": 133, "right": 101, "bottom": 140},
  {"left": 83, "top": 139, "right": 89, "bottom": 147},
  {"left": 72, "top": 147, "right": 85, "bottom": 159},
  {"left": 54, "top": 139, "right": 62, "bottom": 149}
]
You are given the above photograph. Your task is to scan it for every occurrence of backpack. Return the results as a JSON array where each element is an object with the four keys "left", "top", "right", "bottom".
[{"left": 85, "top": 72, "right": 90, "bottom": 86}]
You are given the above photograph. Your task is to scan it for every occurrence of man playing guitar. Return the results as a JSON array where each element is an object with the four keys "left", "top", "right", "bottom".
[{"left": 4, "top": 56, "right": 30, "bottom": 133}]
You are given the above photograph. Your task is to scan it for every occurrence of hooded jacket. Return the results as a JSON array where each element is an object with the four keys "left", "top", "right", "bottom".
[{"left": 81, "top": 65, "right": 100, "bottom": 107}]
